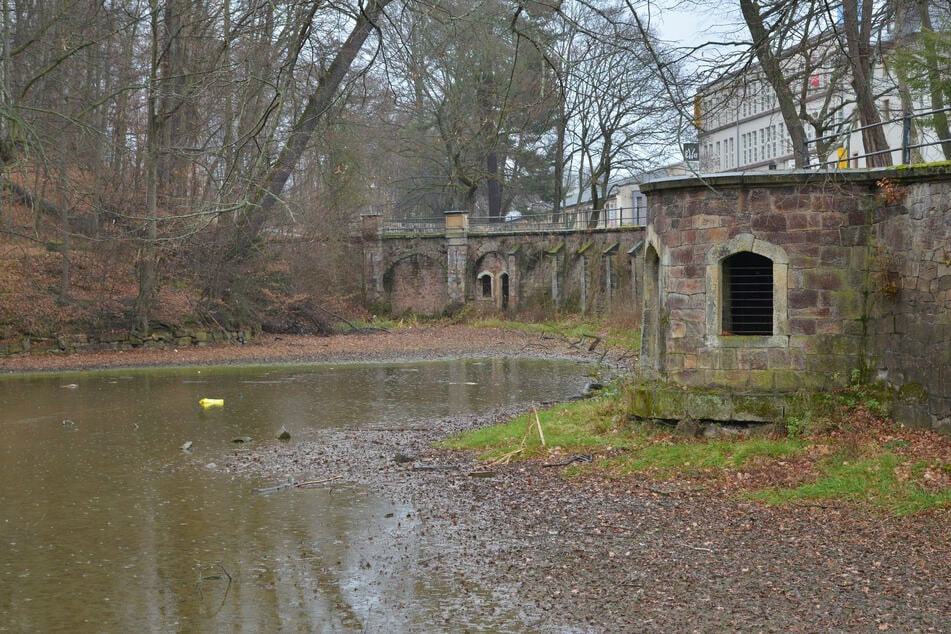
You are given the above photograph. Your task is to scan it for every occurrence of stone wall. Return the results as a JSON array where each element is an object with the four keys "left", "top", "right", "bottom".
[
  {"left": 365, "top": 214, "right": 645, "bottom": 320},
  {"left": 640, "top": 166, "right": 951, "bottom": 432},
  {"left": 868, "top": 173, "right": 951, "bottom": 429},
  {"left": 0, "top": 325, "right": 260, "bottom": 357}
]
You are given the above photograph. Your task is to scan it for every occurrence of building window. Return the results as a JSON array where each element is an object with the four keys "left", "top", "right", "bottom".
[
  {"left": 478, "top": 272, "right": 492, "bottom": 299},
  {"left": 722, "top": 252, "right": 773, "bottom": 335}
]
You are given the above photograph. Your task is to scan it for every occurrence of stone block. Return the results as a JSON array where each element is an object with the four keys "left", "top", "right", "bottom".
[
  {"left": 718, "top": 348, "right": 737, "bottom": 370},
  {"left": 772, "top": 370, "right": 805, "bottom": 391},
  {"left": 803, "top": 268, "right": 844, "bottom": 291},
  {"left": 839, "top": 225, "right": 868, "bottom": 247},
  {"left": 788, "top": 288, "right": 819, "bottom": 309},
  {"left": 737, "top": 349, "right": 769, "bottom": 370},
  {"left": 751, "top": 213, "right": 788, "bottom": 232}
]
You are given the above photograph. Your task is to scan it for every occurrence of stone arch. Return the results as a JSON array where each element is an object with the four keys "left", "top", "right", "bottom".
[
  {"left": 499, "top": 272, "right": 510, "bottom": 310},
  {"left": 640, "top": 241, "right": 665, "bottom": 376},
  {"left": 383, "top": 253, "right": 446, "bottom": 316},
  {"left": 473, "top": 251, "right": 508, "bottom": 308},
  {"left": 705, "top": 234, "right": 789, "bottom": 346}
]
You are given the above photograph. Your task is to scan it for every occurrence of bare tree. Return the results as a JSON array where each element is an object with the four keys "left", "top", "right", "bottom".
[
  {"left": 891, "top": 0, "right": 951, "bottom": 160},
  {"left": 379, "top": 0, "right": 561, "bottom": 219},
  {"left": 838, "top": 0, "right": 893, "bottom": 166},
  {"left": 558, "top": 2, "right": 676, "bottom": 226}
]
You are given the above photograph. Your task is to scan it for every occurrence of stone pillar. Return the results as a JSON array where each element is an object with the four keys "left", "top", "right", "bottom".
[
  {"left": 506, "top": 246, "right": 520, "bottom": 312},
  {"left": 361, "top": 214, "right": 384, "bottom": 307},
  {"left": 578, "top": 242, "right": 593, "bottom": 316},
  {"left": 548, "top": 243, "right": 564, "bottom": 308},
  {"left": 603, "top": 242, "right": 619, "bottom": 309},
  {"left": 445, "top": 210, "right": 469, "bottom": 306}
]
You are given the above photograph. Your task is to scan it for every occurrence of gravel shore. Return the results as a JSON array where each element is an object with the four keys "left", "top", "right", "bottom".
[{"left": 4, "top": 325, "right": 948, "bottom": 632}]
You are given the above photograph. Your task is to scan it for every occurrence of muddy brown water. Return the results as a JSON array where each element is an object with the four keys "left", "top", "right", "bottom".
[{"left": 0, "top": 358, "right": 591, "bottom": 631}]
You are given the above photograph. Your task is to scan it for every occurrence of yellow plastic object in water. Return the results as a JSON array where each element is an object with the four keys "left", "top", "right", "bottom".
[{"left": 199, "top": 398, "right": 224, "bottom": 408}]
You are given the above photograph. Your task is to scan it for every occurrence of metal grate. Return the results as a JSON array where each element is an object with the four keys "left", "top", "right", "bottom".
[{"left": 724, "top": 252, "right": 773, "bottom": 335}]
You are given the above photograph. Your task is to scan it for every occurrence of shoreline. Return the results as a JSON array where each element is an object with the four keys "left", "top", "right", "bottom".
[{"left": 0, "top": 324, "right": 620, "bottom": 375}]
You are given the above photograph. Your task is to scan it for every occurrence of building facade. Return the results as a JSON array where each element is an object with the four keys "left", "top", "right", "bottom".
[{"left": 695, "top": 21, "right": 949, "bottom": 172}]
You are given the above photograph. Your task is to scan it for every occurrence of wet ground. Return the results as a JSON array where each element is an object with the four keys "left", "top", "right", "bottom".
[
  {"left": 4, "top": 325, "right": 949, "bottom": 632},
  {"left": 220, "top": 408, "right": 951, "bottom": 633}
]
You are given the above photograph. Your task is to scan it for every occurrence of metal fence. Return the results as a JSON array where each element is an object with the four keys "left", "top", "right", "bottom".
[
  {"left": 379, "top": 207, "right": 647, "bottom": 237},
  {"left": 806, "top": 105, "right": 951, "bottom": 169}
]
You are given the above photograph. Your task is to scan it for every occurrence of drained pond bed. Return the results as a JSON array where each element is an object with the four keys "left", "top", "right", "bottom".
[{"left": 1, "top": 326, "right": 948, "bottom": 632}]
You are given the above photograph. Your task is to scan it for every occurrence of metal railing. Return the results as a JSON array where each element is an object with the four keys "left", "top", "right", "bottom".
[
  {"left": 805, "top": 105, "right": 951, "bottom": 169},
  {"left": 379, "top": 207, "right": 647, "bottom": 237},
  {"left": 380, "top": 217, "right": 443, "bottom": 236}
]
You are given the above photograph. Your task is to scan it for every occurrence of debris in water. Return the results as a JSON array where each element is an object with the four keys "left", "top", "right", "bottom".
[
  {"left": 276, "top": 426, "right": 291, "bottom": 440},
  {"left": 181, "top": 441, "right": 193, "bottom": 451},
  {"left": 199, "top": 398, "right": 224, "bottom": 408}
]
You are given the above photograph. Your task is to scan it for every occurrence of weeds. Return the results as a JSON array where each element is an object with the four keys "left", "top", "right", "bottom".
[{"left": 440, "top": 371, "right": 950, "bottom": 517}]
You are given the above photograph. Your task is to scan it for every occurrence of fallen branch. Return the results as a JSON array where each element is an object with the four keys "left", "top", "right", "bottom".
[
  {"left": 251, "top": 474, "right": 342, "bottom": 494},
  {"left": 488, "top": 406, "right": 546, "bottom": 466},
  {"left": 294, "top": 475, "right": 343, "bottom": 488},
  {"left": 413, "top": 464, "right": 463, "bottom": 471},
  {"left": 543, "top": 454, "right": 593, "bottom": 468},
  {"left": 679, "top": 542, "right": 714, "bottom": 553},
  {"left": 533, "top": 406, "right": 546, "bottom": 447}
]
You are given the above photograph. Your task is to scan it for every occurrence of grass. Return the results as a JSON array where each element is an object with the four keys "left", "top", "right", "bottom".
[
  {"left": 608, "top": 437, "right": 806, "bottom": 476},
  {"left": 749, "top": 452, "right": 951, "bottom": 516},
  {"left": 438, "top": 396, "right": 639, "bottom": 461},
  {"left": 439, "top": 380, "right": 951, "bottom": 517}
]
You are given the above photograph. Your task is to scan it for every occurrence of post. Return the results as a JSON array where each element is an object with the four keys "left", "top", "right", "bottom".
[
  {"left": 444, "top": 210, "right": 469, "bottom": 307},
  {"left": 901, "top": 112, "right": 912, "bottom": 165},
  {"left": 361, "top": 213, "right": 384, "bottom": 306}
]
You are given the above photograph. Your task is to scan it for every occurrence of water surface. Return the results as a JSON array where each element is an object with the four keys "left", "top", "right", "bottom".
[{"left": 0, "top": 358, "right": 589, "bottom": 631}]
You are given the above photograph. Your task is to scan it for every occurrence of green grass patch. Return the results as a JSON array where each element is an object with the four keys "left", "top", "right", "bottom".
[
  {"left": 438, "top": 387, "right": 950, "bottom": 516},
  {"left": 441, "top": 395, "right": 806, "bottom": 473},
  {"left": 749, "top": 453, "right": 951, "bottom": 516},
  {"left": 438, "top": 396, "right": 640, "bottom": 461},
  {"left": 608, "top": 437, "right": 805, "bottom": 477}
]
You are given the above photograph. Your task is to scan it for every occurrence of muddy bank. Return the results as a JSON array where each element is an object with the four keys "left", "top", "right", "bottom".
[
  {"left": 222, "top": 406, "right": 950, "bottom": 633},
  {"left": 0, "top": 325, "right": 623, "bottom": 374}
]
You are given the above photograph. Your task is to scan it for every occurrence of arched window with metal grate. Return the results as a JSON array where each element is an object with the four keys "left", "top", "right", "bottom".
[{"left": 722, "top": 251, "right": 773, "bottom": 336}]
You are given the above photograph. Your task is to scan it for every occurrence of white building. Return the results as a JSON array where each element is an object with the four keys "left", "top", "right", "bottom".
[
  {"left": 695, "top": 20, "right": 950, "bottom": 172},
  {"left": 561, "top": 163, "right": 691, "bottom": 228}
]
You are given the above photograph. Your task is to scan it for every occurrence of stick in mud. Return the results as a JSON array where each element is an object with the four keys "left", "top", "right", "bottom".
[{"left": 252, "top": 474, "right": 343, "bottom": 494}]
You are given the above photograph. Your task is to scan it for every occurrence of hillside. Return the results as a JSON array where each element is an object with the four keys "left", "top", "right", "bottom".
[{"left": 0, "top": 194, "right": 365, "bottom": 350}]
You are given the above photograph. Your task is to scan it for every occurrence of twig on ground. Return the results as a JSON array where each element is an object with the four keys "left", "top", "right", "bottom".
[
  {"left": 252, "top": 474, "right": 342, "bottom": 493},
  {"left": 488, "top": 407, "right": 546, "bottom": 466},
  {"left": 294, "top": 474, "right": 343, "bottom": 488}
]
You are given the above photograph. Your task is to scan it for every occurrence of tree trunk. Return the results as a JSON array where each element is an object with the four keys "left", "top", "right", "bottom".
[
  {"left": 841, "top": 0, "right": 892, "bottom": 167},
  {"left": 219, "top": 0, "right": 393, "bottom": 271},
  {"left": 739, "top": 0, "right": 810, "bottom": 167},
  {"left": 916, "top": 0, "right": 951, "bottom": 160},
  {"left": 487, "top": 150, "right": 502, "bottom": 220}
]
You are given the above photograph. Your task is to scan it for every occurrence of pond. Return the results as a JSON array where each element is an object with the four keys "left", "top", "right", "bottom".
[{"left": 0, "top": 357, "right": 591, "bottom": 632}]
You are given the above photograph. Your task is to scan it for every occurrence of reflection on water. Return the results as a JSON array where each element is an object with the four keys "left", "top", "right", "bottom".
[{"left": 0, "top": 358, "right": 588, "bottom": 631}]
